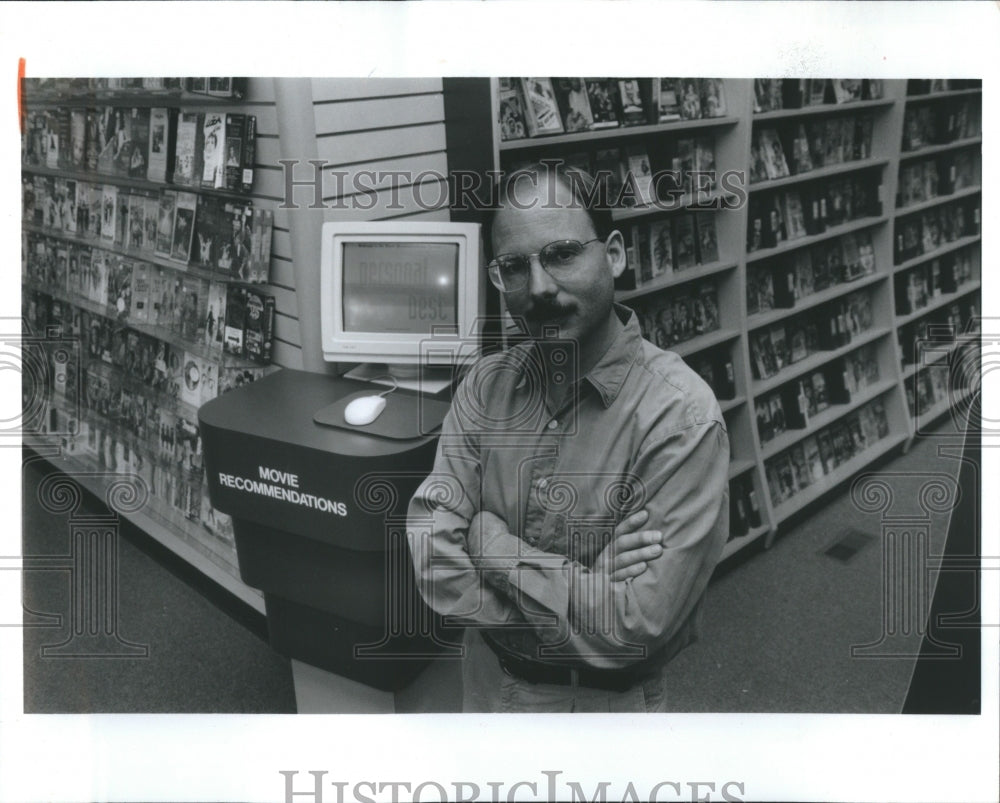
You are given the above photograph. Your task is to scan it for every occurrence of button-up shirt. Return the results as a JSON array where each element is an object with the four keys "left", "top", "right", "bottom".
[{"left": 407, "top": 304, "right": 729, "bottom": 670}]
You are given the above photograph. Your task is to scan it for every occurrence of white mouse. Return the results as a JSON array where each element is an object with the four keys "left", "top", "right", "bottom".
[{"left": 344, "top": 395, "right": 387, "bottom": 426}]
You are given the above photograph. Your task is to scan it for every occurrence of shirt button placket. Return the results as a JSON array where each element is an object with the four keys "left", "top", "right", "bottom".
[{"left": 525, "top": 463, "right": 553, "bottom": 547}]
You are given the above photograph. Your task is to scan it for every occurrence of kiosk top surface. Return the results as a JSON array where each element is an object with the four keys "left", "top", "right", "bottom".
[{"left": 198, "top": 368, "right": 449, "bottom": 458}]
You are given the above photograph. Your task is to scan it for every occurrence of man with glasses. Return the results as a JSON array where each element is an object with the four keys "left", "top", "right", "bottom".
[{"left": 407, "top": 162, "right": 730, "bottom": 712}]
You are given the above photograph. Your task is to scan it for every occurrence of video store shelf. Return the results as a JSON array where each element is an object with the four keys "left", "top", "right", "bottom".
[
  {"left": 746, "top": 271, "right": 887, "bottom": 332},
  {"left": 467, "top": 78, "right": 983, "bottom": 568},
  {"left": 752, "top": 98, "right": 895, "bottom": 122},
  {"left": 770, "top": 431, "right": 908, "bottom": 525},
  {"left": 914, "top": 383, "right": 975, "bottom": 433},
  {"left": 23, "top": 223, "right": 257, "bottom": 289},
  {"left": 894, "top": 184, "right": 981, "bottom": 218},
  {"left": 728, "top": 458, "right": 757, "bottom": 480},
  {"left": 748, "top": 158, "right": 889, "bottom": 194},
  {"left": 23, "top": 93, "right": 257, "bottom": 110},
  {"left": 752, "top": 326, "right": 891, "bottom": 397},
  {"left": 616, "top": 260, "right": 737, "bottom": 303},
  {"left": 894, "top": 281, "right": 981, "bottom": 329},
  {"left": 24, "top": 280, "right": 259, "bottom": 369},
  {"left": 719, "top": 395, "right": 746, "bottom": 415},
  {"left": 39, "top": 448, "right": 264, "bottom": 614},
  {"left": 745, "top": 215, "right": 887, "bottom": 265},
  {"left": 75, "top": 361, "right": 202, "bottom": 423},
  {"left": 904, "top": 88, "right": 983, "bottom": 104},
  {"left": 147, "top": 493, "right": 240, "bottom": 571},
  {"left": 43, "top": 397, "right": 242, "bottom": 586},
  {"left": 898, "top": 136, "right": 982, "bottom": 163},
  {"left": 901, "top": 336, "right": 979, "bottom": 381},
  {"left": 21, "top": 164, "right": 254, "bottom": 202},
  {"left": 893, "top": 234, "right": 981, "bottom": 273},
  {"left": 721, "top": 524, "right": 770, "bottom": 561},
  {"left": 51, "top": 404, "right": 189, "bottom": 484},
  {"left": 611, "top": 188, "right": 738, "bottom": 222},
  {"left": 671, "top": 327, "right": 741, "bottom": 359},
  {"left": 759, "top": 377, "right": 899, "bottom": 461},
  {"left": 498, "top": 115, "right": 739, "bottom": 152}
]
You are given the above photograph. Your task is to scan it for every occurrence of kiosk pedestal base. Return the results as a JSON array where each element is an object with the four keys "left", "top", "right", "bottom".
[
  {"left": 291, "top": 659, "right": 395, "bottom": 713},
  {"left": 291, "top": 656, "right": 463, "bottom": 713},
  {"left": 200, "top": 369, "right": 461, "bottom": 704}
]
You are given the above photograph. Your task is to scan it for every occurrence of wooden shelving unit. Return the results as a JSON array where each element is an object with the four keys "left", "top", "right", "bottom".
[
  {"left": 748, "top": 156, "right": 890, "bottom": 193},
  {"left": 892, "top": 83, "right": 982, "bottom": 439},
  {"left": 615, "top": 260, "right": 737, "bottom": 302},
  {"left": 770, "top": 430, "right": 909, "bottom": 524},
  {"left": 721, "top": 523, "right": 770, "bottom": 560},
  {"left": 895, "top": 281, "right": 982, "bottom": 329},
  {"left": 745, "top": 270, "right": 887, "bottom": 331},
  {"left": 752, "top": 97, "right": 896, "bottom": 122},
  {"left": 471, "top": 78, "right": 982, "bottom": 556},
  {"left": 498, "top": 114, "right": 739, "bottom": 151},
  {"left": 895, "top": 184, "right": 982, "bottom": 216},
  {"left": 744, "top": 216, "right": 887, "bottom": 265},
  {"left": 894, "top": 234, "right": 980, "bottom": 274},
  {"left": 898, "top": 135, "right": 982, "bottom": 162},
  {"left": 759, "top": 377, "right": 899, "bottom": 461}
]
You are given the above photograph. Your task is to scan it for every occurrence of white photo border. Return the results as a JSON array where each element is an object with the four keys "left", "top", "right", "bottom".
[{"left": 1, "top": 2, "right": 997, "bottom": 802}]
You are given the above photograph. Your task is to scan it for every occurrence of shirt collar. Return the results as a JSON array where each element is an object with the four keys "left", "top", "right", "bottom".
[
  {"left": 512, "top": 304, "right": 642, "bottom": 409},
  {"left": 583, "top": 303, "right": 643, "bottom": 408}
]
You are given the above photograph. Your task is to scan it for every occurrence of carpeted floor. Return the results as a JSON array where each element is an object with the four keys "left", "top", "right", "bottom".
[
  {"left": 21, "top": 414, "right": 971, "bottom": 714},
  {"left": 661, "top": 413, "right": 970, "bottom": 713},
  {"left": 21, "top": 454, "right": 297, "bottom": 714}
]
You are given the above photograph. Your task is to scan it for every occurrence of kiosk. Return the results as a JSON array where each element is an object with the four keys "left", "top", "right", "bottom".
[
  {"left": 202, "top": 220, "right": 485, "bottom": 711},
  {"left": 200, "top": 369, "right": 464, "bottom": 711}
]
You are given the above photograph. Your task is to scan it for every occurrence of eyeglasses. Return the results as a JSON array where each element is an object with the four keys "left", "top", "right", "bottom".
[{"left": 487, "top": 238, "right": 604, "bottom": 293}]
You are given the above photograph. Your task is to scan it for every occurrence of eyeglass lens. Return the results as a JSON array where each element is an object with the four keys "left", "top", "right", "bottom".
[{"left": 491, "top": 239, "right": 597, "bottom": 290}]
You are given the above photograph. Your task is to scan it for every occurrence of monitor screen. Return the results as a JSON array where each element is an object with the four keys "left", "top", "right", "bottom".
[
  {"left": 341, "top": 242, "right": 459, "bottom": 335},
  {"left": 319, "top": 220, "right": 483, "bottom": 370}
]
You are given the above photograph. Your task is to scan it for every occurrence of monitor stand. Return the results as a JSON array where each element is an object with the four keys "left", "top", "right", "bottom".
[{"left": 342, "top": 363, "right": 453, "bottom": 395}]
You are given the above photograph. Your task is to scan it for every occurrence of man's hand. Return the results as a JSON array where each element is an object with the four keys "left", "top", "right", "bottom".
[
  {"left": 468, "top": 508, "right": 662, "bottom": 581},
  {"left": 592, "top": 510, "right": 664, "bottom": 581}
]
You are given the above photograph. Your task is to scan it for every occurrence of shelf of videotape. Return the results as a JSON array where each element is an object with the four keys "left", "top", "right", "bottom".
[
  {"left": 20, "top": 78, "right": 281, "bottom": 585},
  {"left": 490, "top": 77, "right": 981, "bottom": 555}
]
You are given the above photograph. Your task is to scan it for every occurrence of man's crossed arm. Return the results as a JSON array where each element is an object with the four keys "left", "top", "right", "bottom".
[{"left": 407, "top": 420, "right": 729, "bottom": 668}]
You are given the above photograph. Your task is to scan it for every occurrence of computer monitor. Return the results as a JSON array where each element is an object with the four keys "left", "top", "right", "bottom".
[{"left": 319, "top": 221, "right": 485, "bottom": 392}]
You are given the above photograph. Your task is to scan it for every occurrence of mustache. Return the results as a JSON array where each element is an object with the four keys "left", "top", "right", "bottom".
[{"left": 524, "top": 300, "right": 575, "bottom": 322}]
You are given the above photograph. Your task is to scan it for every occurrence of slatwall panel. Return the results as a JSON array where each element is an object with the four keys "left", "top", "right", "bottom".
[
  {"left": 278, "top": 79, "right": 451, "bottom": 368},
  {"left": 238, "top": 79, "right": 451, "bottom": 370},
  {"left": 310, "top": 78, "right": 443, "bottom": 103},
  {"left": 241, "top": 78, "right": 302, "bottom": 368},
  {"left": 312, "top": 78, "right": 447, "bottom": 215},
  {"left": 313, "top": 94, "right": 445, "bottom": 134}
]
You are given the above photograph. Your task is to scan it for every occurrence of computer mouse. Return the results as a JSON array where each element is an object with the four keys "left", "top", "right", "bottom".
[{"left": 343, "top": 394, "right": 387, "bottom": 426}]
